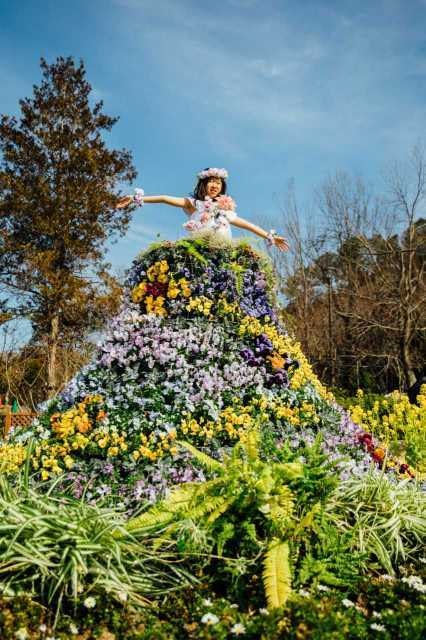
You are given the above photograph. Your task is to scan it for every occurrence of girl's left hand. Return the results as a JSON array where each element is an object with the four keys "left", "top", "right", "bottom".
[{"left": 273, "top": 235, "right": 290, "bottom": 252}]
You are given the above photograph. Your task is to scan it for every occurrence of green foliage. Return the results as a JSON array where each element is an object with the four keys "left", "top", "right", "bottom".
[
  {"left": 126, "top": 431, "right": 347, "bottom": 608},
  {"left": 0, "top": 475, "right": 194, "bottom": 614},
  {"left": 2, "top": 568, "right": 425, "bottom": 639},
  {"left": 327, "top": 471, "right": 426, "bottom": 574},
  {"left": 263, "top": 539, "right": 292, "bottom": 608},
  {"left": 0, "top": 56, "right": 135, "bottom": 391}
]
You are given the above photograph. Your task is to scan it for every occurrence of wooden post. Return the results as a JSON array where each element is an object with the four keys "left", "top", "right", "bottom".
[{"left": 0, "top": 405, "right": 12, "bottom": 438}]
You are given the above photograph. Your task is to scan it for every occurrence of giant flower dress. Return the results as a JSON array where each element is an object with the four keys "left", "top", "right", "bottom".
[{"left": 1, "top": 197, "right": 410, "bottom": 511}]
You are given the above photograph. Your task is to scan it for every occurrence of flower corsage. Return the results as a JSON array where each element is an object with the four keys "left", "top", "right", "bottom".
[
  {"left": 266, "top": 229, "right": 278, "bottom": 247},
  {"left": 133, "top": 188, "right": 145, "bottom": 207}
]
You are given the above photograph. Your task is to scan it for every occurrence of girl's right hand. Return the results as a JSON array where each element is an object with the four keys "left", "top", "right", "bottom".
[{"left": 116, "top": 195, "right": 133, "bottom": 209}]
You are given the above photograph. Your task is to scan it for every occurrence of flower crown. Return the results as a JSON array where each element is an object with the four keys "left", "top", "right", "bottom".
[{"left": 197, "top": 168, "right": 228, "bottom": 180}]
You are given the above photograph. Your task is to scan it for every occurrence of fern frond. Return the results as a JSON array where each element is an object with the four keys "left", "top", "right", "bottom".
[
  {"left": 177, "top": 240, "right": 208, "bottom": 264},
  {"left": 244, "top": 430, "right": 260, "bottom": 463},
  {"left": 262, "top": 539, "right": 292, "bottom": 609},
  {"left": 269, "top": 504, "right": 294, "bottom": 529},
  {"left": 187, "top": 494, "right": 231, "bottom": 522},
  {"left": 294, "top": 502, "right": 321, "bottom": 536},
  {"left": 126, "top": 506, "right": 175, "bottom": 532},
  {"left": 206, "top": 496, "right": 236, "bottom": 525},
  {"left": 216, "top": 522, "right": 235, "bottom": 556},
  {"left": 126, "top": 484, "right": 198, "bottom": 532},
  {"left": 177, "top": 441, "right": 223, "bottom": 473}
]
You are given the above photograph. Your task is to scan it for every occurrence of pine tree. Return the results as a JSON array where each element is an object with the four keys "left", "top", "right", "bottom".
[{"left": 0, "top": 57, "right": 137, "bottom": 393}]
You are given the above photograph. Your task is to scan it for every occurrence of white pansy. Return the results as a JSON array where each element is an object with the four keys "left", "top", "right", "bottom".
[
  {"left": 342, "top": 598, "right": 354, "bottom": 607},
  {"left": 39, "top": 624, "right": 47, "bottom": 632},
  {"left": 201, "top": 612, "right": 219, "bottom": 625}
]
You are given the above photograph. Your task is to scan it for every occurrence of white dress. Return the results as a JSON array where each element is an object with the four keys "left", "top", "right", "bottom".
[{"left": 183, "top": 196, "right": 237, "bottom": 240}]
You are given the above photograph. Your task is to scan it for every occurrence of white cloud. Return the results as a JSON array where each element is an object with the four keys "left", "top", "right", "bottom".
[{"left": 109, "top": 0, "right": 426, "bottom": 160}]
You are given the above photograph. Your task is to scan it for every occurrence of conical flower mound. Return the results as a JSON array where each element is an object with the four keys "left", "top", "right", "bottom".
[{"left": 4, "top": 240, "right": 384, "bottom": 509}]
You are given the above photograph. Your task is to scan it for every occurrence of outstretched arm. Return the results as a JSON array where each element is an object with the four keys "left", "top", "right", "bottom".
[
  {"left": 232, "top": 216, "right": 289, "bottom": 252},
  {"left": 116, "top": 194, "right": 196, "bottom": 212}
]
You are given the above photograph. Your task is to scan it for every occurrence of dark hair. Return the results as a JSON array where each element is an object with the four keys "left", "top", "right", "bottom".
[{"left": 192, "top": 169, "right": 227, "bottom": 200}]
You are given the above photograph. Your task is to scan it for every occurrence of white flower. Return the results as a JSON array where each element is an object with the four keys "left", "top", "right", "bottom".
[
  {"left": 15, "top": 629, "right": 29, "bottom": 640},
  {"left": 231, "top": 622, "right": 246, "bottom": 635},
  {"left": 259, "top": 608, "right": 269, "bottom": 615},
  {"left": 201, "top": 613, "right": 219, "bottom": 625},
  {"left": 380, "top": 574, "right": 394, "bottom": 582},
  {"left": 298, "top": 589, "right": 310, "bottom": 597},
  {"left": 202, "top": 598, "right": 213, "bottom": 607},
  {"left": 69, "top": 623, "right": 79, "bottom": 634},
  {"left": 83, "top": 596, "right": 96, "bottom": 608},
  {"left": 372, "top": 611, "right": 382, "bottom": 618},
  {"left": 39, "top": 624, "right": 47, "bottom": 633},
  {"left": 401, "top": 575, "right": 426, "bottom": 592},
  {"left": 342, "top": 598, "right": 355, "bottom": 608},
  {"left": 117, "top": 590, "right": 128, "bottom": 602},
  {"left": 230, "top": 603, "right": 239, "bottom": 609},
  {"left": 317, "top": 584, "right": 330, "bottom": 592},
  {"left": 370, "top": 623, "right": 386, "bottom": 632}
]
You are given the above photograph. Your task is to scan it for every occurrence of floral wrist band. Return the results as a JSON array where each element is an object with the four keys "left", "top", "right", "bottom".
[
  {"left": 266, "top": 229, "right": 277, "bottom": 247},
  {"left": 133, "top": 188, "right": 145, "bottom": 206}
]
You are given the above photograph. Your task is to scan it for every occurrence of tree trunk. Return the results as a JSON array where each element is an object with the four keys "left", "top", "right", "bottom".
[
  {"left": 327, "top": 278, "right": 336, "bottom": 386},
  {"left": 401, "top": 332, "right": 416, "bottom": 388},
  {"left": 47, "top": 314, "right": 59, "bottom": 394}
]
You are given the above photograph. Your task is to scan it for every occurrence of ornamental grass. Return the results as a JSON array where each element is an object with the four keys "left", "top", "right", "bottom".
[
  {"left": 326, "top": 470, "right": 426, "bottom": 574},
  {"left": 0, "top": 473, "right": 196, "bottom": 616}
]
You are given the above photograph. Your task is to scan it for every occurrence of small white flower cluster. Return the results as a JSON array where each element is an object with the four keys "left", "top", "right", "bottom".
[
  {"left": 401, "top": 575, "right": 426, "bottom": 593},
  {"left": 200, "top": 607, "right": 246, "bottom": 634},
  {"left": 83, "top": 595, "right": 96, "bottom": 608}
]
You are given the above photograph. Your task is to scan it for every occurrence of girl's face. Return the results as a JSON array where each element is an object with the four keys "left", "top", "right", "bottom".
[{"left": 205, "top": 177, "right": 222, "bottom": 198}]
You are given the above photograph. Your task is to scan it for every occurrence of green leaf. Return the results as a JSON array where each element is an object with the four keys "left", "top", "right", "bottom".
[{"left": 262, "top": 539, "right": 292, "bottom": 609}]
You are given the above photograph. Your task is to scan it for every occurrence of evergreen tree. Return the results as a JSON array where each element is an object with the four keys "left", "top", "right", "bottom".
[{"left": 0, "top": 57, "right": 136, "bottom": 393}]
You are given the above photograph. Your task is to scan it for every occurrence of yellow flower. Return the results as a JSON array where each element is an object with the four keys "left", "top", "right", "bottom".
[
  {"left": 0, "top": 443, "right": 26, "bottom": 474},
  {"left": 178, "top": 278, "right": 191, "bottom": 297},
  {"left": 131, "top": 281, "right": 147, "bottom": 303},
  {"left": 107, "top": 446, "right": 119, "bottom": 457},
  {"left": 64, "top": 455, "right": 74, "bottom": 469},
  {"left": 167, "top": 279, "right": 180, "bottom": 299}
]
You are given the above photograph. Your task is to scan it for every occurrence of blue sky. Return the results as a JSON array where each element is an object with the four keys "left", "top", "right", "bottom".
[{"left": 1, "top": 0, "right": 426, "bottom": 273}]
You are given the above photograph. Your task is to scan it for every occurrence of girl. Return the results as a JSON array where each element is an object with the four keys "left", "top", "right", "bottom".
[{"left": 117, "top": 167, "right": 289, "bottom": 252}]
